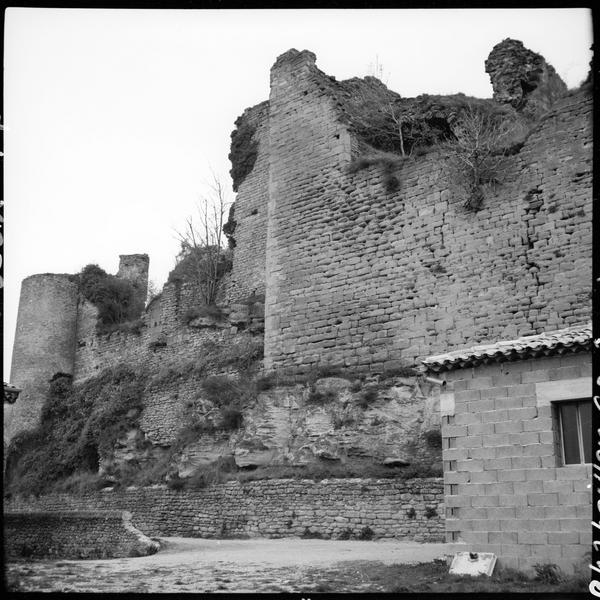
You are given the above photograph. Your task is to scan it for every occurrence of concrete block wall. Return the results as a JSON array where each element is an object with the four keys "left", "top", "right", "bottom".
[
  {"left": 5, "top": 477, "right": 444, "bottom": 542},
  {"left": 259, "top": 48, "right": 591, "bottom": 374},
  {"left": 439, "top": 352, "right": 592, "bottom": 573},
  {"left": 4, "top": 510, "right": 158, "bottom": 560}
]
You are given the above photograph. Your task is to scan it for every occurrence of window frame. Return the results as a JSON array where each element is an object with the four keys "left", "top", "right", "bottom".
[{"left": 554, "top": 398, "right": 591, "bottom": 466}]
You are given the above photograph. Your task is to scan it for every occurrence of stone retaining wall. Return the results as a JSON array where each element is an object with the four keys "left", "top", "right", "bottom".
[
  {"left": 6, "top": 478, "right": 444, "bottom": 542},
  {"left": 4, "top": 510, "right": 159, "bottom": 560}
]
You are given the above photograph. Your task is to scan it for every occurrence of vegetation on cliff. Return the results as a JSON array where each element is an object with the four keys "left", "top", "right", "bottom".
[
  {"left": 4, "top": 337, "right": 265, "bottom": 497},
  {"left": 5, "top": 333, "right": 443, "bottom": 498},
  {"left": 5, "top": 367, "right": 146, "bottom": 497}
]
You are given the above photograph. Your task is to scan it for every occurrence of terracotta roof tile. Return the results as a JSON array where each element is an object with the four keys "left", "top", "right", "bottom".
[{"left": 421, "top": 323, "right": 591, "bottom": 372}]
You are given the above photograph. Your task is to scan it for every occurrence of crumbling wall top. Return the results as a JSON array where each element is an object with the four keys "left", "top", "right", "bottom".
[
  {"left": 485, "top": 38, "right": 567, "bottom": 118},
  {"left": 271, "top": 48, "right": 317, "bottom": 72}
]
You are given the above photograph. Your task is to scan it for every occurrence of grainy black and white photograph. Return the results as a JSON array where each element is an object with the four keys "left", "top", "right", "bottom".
[{"left": 2, "top": 5, "right": 594, "bottom": 594}]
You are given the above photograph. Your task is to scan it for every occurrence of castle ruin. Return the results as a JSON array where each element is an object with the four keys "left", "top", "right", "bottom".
[{"left": 5, "top": 39, "right": 592, "bottom": 573}]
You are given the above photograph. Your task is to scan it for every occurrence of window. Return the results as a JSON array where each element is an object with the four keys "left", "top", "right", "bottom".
[{"left": 556, "top": 399, "right": 591, "bottom": 465}]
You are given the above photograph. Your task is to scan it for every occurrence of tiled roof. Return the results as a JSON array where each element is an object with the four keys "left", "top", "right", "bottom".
[{"left": 421, "top": 323, "right": 592, "bottom": 372}]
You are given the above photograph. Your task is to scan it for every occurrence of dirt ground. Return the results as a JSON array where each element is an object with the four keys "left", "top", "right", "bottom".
[{"left": 5, "top": 537, "right": 449, "bottom": 593}]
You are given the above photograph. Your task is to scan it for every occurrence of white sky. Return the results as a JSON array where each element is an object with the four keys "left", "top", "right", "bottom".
[{"left": 3, "top": 8, "right": 593, "bottom": 377}]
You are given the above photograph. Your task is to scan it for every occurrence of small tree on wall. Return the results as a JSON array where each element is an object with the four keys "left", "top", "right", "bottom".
[
  {"left": 170, "top": 175, "right": 232, "bottom": 305},
  {"left": 442, "top": 105, "right": 524, "bottom": 211}
]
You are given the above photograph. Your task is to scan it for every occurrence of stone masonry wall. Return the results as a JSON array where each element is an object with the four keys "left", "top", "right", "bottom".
[
  {"left": 264, "top": 49, "right": 353, "bottom": 371},
  {"left": 5, "top": 477, "right": 444, "bottom": 542},
  {"left": 439, "top": 352, "right": 592, "bottom": 573},
  {"left": 70, "top": 278, "right": 262, "bottom": 447},
  {"left": 4, "top": 510, "right": 158, "bottom": 560},
  {"left": 226, "top": 101, "right": 270, "bottom": 303},
  {"left": 262, "top": 49, "right": 591, "bottom": 374},
  {"left": 74, "top": 326, "right": 253, "bottom": 446},
  {"left": 73, "top": 281, "right": 241, "bottom": 383}
]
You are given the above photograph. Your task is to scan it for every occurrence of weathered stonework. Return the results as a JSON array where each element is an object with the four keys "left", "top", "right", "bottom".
[
  {"left": 4, "top": 510, "right": 159, "bottom": 559},
  {"left": 226, "top": 102, "right": 270, "bottom": 303},
  {"left": 485, "top": 38, "right": 568, "bottom": 119},
  {"left": 6, "top": 274, "right": 79, "bottom": 443},
  {"left": 258, "top": 48, "right": 590, "bottom": 373},
  {"left": 5, "top": 477, "right": 444, "bottom": 542},
  {"left": 5, "top": 40, "right": 591, "bottom": 560},
  {"left": 117, "top": 253, "right": 149, "bottom": 306}
]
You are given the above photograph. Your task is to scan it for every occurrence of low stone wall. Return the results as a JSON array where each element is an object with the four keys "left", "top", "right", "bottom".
[
  {"left": 4, "top": 510, "right": 159, "bottom": 560},
  {"left": 6, "top": 478, "right": 444, "bottom": 542}
]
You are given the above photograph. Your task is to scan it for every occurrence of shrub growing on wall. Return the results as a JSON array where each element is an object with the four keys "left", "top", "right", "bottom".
[
  {"left": 79, "top": 264, "right": 144, "bottom": 333},
  {"left": 343, "top": 79, "right": 519, "bottom": 158},
  {"left": 200, "top": 374, "right": 258, "bottom": 431},
  {"left": 167, "top": 245, "right": 232, "bottom": 288},
  {"left": 442, "top": 103, "right": 529, "bottom": 211},
  {"left": 171, "top": 176, "right": 233, "bottom": 306}
]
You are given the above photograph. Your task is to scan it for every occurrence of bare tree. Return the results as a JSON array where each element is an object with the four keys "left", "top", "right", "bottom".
[
  {"left": 442, "top": 105, "right": 521, "bottom": 211},
  {"left": 347, "top": 85, "right": 440, "bottom": 159},
  {"left": 146, "top": 280, "right": 160, "bottom": 305},
  {"left": 173, "top": 174, "right": 232, "bottom": 305}
]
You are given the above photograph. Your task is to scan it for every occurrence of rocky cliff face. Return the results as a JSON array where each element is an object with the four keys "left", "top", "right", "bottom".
[
  {"left": 231, "top": 376, "right": 441, "bottom": 469},
  {"left": 485, "top": 38, "right": 568, "bottom": 119},
  {"left": 102, "top": 373, "right": 442, "bottom": 481}
]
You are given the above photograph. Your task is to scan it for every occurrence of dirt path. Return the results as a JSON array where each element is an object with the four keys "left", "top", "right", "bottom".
[{"left": 6, "top": 537, "right": 449, "bottom": 593}]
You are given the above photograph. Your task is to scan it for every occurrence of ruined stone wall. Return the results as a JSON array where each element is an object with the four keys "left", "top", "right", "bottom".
[
  {"left": 439, "top": 352, "right": 592, "bottom": 573},
  {"left": 226, "top": 102, "right": 270, "bottom": 303},
  {"left": 73, "top": 318, "right": 249, "bottom": 447},
  {"left": 262, "top": 50, "right": 591, "bottom": 373},
  {"left": 69, "top": 276, "right": 262, "bottom": 447},
  {"left": 5, "top": 477, "right": 444, "bottom": 542},
  {"left": 4, "top": 510, "right": 158, "bottom": 560},
  {"left": 117, "top": 253, "right": 149, "bottom": 308},
  {"left": 73, "top": 281, "right": 232, "bottom": 383},
  {"left": 485, "top": 38, "right": 568, "bottom": 119}
]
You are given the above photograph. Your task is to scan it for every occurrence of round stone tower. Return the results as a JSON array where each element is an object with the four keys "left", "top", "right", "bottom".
[{"left": 4, "top": 274, "right": 79, "bottom": 444}]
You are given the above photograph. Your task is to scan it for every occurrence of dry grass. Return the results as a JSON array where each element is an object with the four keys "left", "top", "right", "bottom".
[{"left": 300, "top": 560, "right": 589, "bottom": 593}]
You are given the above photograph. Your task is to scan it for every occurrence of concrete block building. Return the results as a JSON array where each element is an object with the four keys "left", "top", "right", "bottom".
[{"left": 422, "top": 323, "right": 592, "bottom": 572}]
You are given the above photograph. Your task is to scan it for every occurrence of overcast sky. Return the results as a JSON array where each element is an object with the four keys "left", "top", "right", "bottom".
[{"left": 3, "top": 8, "right": 592, "bottom": 377}]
